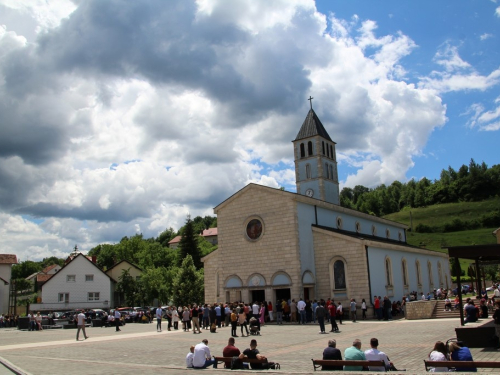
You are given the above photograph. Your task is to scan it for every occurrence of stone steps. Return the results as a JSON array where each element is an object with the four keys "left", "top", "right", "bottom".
[{"left": 431, "top": 300, "right": 460, "bottom": 319}]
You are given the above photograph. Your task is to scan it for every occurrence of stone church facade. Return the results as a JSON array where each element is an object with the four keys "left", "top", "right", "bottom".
[{"left": 203, "top": 108, "right": 450, "bottom": 308}]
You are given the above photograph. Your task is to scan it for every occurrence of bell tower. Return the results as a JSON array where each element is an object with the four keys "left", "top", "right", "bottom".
[{"left": 293, "top": 97, "right": 339, "bottom": 204}]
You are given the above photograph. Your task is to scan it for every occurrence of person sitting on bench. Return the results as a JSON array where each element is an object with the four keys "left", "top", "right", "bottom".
[
  {"left": 322, "top": 339, "right": 342, "bottom": 371},
  {"left": 240, "top": 339, "right": 276, "bottom": 370}
]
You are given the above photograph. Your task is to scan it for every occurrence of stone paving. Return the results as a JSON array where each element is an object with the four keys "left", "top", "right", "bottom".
[{"left": 0, "top": 318, "right": 499, "bottom": 374}]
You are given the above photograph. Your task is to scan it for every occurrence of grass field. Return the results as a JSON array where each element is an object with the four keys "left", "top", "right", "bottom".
[{"left": 382, "top": 198, "right": 500, "bottom": 272}]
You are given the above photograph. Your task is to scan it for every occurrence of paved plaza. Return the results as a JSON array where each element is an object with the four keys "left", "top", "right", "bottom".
[{"left": 0, "top": 318, "right": 499, "bottom": 374}]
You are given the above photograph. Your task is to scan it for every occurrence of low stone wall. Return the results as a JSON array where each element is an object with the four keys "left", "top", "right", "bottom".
[{"left": 405, "top": 300, "right": 437, "bottom": 320}]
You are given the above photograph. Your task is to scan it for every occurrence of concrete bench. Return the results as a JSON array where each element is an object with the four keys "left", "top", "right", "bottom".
[{"left": 312, "top": 359, "right": 386, "bottom": 371}]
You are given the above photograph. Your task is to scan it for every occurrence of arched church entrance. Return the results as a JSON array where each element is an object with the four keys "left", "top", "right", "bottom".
[
  {"left": 275, "top": 288, "right": 291, "bottom": 303},
  {"left": 251, "top": 290, "right": 266, "bottom": 303}
]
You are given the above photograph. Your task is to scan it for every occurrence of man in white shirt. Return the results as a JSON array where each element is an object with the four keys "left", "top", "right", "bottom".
[
  {"left": 297, "top": 298, "right": 306, "bottom": 324},
  {"left": 252, "top": 302, "right": 260, "bottom": 320},
  {"left": 364, "top": 338, "right": 392, "bottom": 371},
  {"left": 186, "top": 345, "right": 195, "bottom": 368},
  {"left": 76, "top": 311, "right": 89, "bottom": 341},
  {"left": 193, "top": 339, "right": 217, "bottom": 369},
  {"left": 156, "top": 307, "right": 163, "bottom": 332}
]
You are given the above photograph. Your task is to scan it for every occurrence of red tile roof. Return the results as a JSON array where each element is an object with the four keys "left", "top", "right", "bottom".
[
  {"left": 0, "top": 254, "right": 17, "bottom": 264},
  {"left": 37, "top": 274, "right": 53, "bottom": 283},
  {"left": 42, "top": 264, "right": 58, "bottom": 273},
  {"left": 168, "top": 235, "right": 181, "bottom": 245},
  {"left": 202, "top": 228, "right": 218, "bottom": 237}
]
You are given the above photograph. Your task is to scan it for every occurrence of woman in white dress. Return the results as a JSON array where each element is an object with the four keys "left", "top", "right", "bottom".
[
  {"left": 428, "top": 341, "right": 449, "bottom": 372},
  {"left": 171, "top": 306, "right": 179, "bottom": 330}
]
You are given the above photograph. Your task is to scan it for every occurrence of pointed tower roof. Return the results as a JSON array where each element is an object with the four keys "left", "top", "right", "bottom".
[{"left": 294, "top": 109, "right": 334, "bottom": 142}]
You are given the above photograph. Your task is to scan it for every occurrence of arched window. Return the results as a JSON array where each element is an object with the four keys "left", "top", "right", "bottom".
[
  {"left": 330, "top": 145, "right": 334, "bottom": 159},
  {"left": 438, "top": 262, "right": 443, "bottom": 287},
  {"left": 385, "top": 257, "right": 393, "bottom": 286},
  {"left": 307, "top": 141, "right": 313, "bottom": 156},
  {"left": 300, "top": 143, "right": 305, "bottom": 158},
  {"left": 428, "top": 261, "right": 434, "bottom": 287},
  {"left": 322, "top": 141, "right": 325, "bottom": 155},
  {"left": 416, "top": 260, "right": 422, "bottom": 285},
  {"left": 402, "top": 259, "right": 409, "bottom": 287},
  {"left": 306, "top": 164, "right": 311, "bottom": 179},
  {"left": 333, "top": 260, "right": 346, "bottom": 289},
  {"left": 336, "top": 216, "right": 343, "bottom": 229},
  {"left": 355, "top": 222, "right": 361, "bottom": 233}
]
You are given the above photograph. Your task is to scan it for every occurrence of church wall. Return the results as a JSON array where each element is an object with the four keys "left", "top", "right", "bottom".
[
  {"left": 212, "top": 187, "right": 302, "bottom": 304},
  {"left": 297, "top": 202, "right": 318, "bottom": 283},
  {"left": 315, "top": 206, "right": 406, "bottom": 243},
  {"left": 203, "top": 251, "right": 220, "bottom": 303},
  {"left": 367, "top": 246, "right": 450, "bottom": 301},
  {"left": 313, "top": 230, "right": 370, "bottom": 305}
]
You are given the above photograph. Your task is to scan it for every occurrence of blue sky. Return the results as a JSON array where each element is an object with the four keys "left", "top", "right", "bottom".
[{"left": 0, "top": 0, "right": 499, "bottom": 260}]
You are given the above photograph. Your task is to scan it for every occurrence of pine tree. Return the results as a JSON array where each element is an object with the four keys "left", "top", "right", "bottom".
[
  {"left": 177, "top": 215, "right": 202, "bottom": 268},
  {"left": 172, "top": 255, "right": 204, "bottom": 307}
]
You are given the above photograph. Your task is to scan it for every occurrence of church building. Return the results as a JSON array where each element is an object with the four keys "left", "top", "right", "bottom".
[{"left": 202, "top": 106, "right": 450, "bottom": 308}]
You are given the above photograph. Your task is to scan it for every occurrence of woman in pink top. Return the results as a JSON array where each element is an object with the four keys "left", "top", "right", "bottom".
[{"left": 259, "top": 303, "right": 266, "bottom": 325}]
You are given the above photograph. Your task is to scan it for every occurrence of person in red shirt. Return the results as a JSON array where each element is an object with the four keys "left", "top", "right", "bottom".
[
  {"left": 328, "top": 301, "right": 339, "bottom": 332},
  {"left": 374, "top": 296, "right": 381, "bottom": 320},
  {"left": 223, "top": 337, "right": 241, "bottom": 357}
]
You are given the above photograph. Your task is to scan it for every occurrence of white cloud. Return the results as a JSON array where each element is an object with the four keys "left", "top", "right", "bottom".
[
  {"left": 480, "top": 33, "right": 493, "bottom": 40},
  {"left": 496, "top": 6, "right": 500, "bottom": 17},
  {"left": 465, "top": 97, "right": 500, "bottom": 131},
  {"left": 0, "top": 0, "right": 451, "bottom": 259}
]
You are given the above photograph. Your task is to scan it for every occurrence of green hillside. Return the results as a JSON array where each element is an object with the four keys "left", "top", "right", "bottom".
[{"left": 383, "top": 198, "right": 500, "bottom": 252}]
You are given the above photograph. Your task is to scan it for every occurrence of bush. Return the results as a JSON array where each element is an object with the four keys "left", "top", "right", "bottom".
[
  {"left": 415, "top": 223, "right": 435, "bottom": 233},
  {"left": 482, "top": 210, "right": 500, "bottom": 227}
]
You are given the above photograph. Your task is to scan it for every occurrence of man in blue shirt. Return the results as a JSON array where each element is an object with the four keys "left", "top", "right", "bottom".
[{"left": 215, "top": 304, "right": 222, "bottom": 328}]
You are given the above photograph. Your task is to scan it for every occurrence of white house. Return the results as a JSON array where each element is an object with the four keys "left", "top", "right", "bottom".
[
  {"left": 30, "top": 254, "right": 113, "bottom": 311},
  {"left": 0, "top": 254, "right": 17, "bottom": 315}
]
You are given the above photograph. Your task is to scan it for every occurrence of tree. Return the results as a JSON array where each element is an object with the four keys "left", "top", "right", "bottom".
[
  {"left": 11, "top": 261, "right": 41, "bottom": 279},
  {"left": 177, "top": 215, "right": 202, "bottom": 269},
  {"left": 172, "top": 255, "right": 204, "bottom": 307},
  {"left": 139, "top": 267, "right": 174, "bottom": 305},
  {"left": 116, "top": 268, "right": 138, "bottom": 307},
  {"left": 156, "top": 227, "right": 176, "bottom": 247}
]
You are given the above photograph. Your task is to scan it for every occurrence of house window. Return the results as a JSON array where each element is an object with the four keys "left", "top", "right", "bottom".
[
  {"left": 322, "top": 141, "right": 325, "bottom": 155},
  {"left": 85, "top": 275, "right": 94, "bottom": 282},
  {"left": 308, "top": 141, "right": 313, "bottom": 156},
  {"left": 330, "top": 145, "right": 334, "bottom": 159},
  {"left": 327, "top": 143, "right": 330, "bottom": 158},
  {"left": 58, "top": 293, "right": 69, "bottom": 303},
  {"left": 416, "top": 260, "right": 422, "bottom": 285},
  {"left": 88, "top": 292, "right": 100, "bottom": 301},
  {"left": 372, "top": 225, "right": 377, "bottom": 236},
  {"left": 386, "top": 229, "right": 391, "bottom": 239},
  {"left": 325, "top": 163, "right": 329, "bottom": 178},
  {"left": 306, "top": 164, "right": 311, "bottom": 179},
  {"left": 67, "top": 275, "right": 76, "bottom": 282},
  {"left": 300, "top": 143, "right": 305, "bottom": 158}
]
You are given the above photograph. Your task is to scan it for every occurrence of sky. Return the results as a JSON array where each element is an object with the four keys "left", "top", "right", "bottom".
[{"left": 0, "top": 0, "right": 499, "bottom": 261}]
